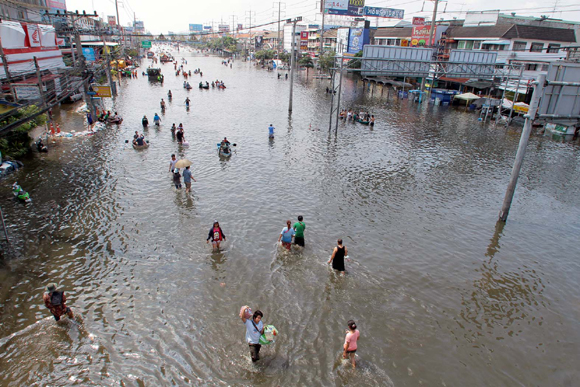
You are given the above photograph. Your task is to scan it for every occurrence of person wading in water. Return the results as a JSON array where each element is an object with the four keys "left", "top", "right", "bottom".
[{"left": 43, "top": 283, "right": 74, "bottom": 322}]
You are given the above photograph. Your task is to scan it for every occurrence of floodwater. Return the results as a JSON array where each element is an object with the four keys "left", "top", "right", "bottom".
[{"left": 0, "top": 50, "right": 579, "bottom": 386}]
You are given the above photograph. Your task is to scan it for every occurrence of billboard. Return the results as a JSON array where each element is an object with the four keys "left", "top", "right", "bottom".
[
  {"left": 347, "top": 27, "right": 369, "bottom": 55},
  {"left": 134, "top": 21, "right": 144, "bottom": 31},
  {"left": 412, "top": 25, "right": 435, "bottom": 46},
  {"left": 412, "top": 17, "right": 425, "bottom": 25},
  {"left": 325, "top": 0, "right": 365, "bottom": 16},
  {"left": 218, "top": 24, "right": 229, "bottom": 32},
  {"left": 255, "top": 36, "right": 263, "bottom": 49},
  {"left": 203, "top": 26, "right": 212, "bottom": 30},
  {"left": 48, "top": 0, "right": 66, "bottom": 11},
  {"left": 300, "top": 31, "right": 308, "bottom": 51},
  {"left": 189, "top": 24, "right": 203, "bottom": 32},
  {"left": 336, "top": 28, "right": 350, "bottom": 53},
  {"left": 363, "top": 7, "right": 404, "bottom": 19},
  {"left": 82, "top": 47, "right": 95, "bottom": 62},
  {"left": 237, "top": 23, "right": 243, "bottom": 31},
  {"left": 107, "top": 16, "right": 116, "bottom": 26},
  {"left": 93, "top": 85, "right": 112, "bottom": 98}
]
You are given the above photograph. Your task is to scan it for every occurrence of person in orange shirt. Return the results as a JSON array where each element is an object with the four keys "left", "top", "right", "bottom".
[{"left": 43, "top": 283, "right": 74, "bottom": 322}]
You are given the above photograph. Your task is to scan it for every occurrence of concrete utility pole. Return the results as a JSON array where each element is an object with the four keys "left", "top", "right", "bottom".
[
  {"left": 420, "top": 0, "right": 440, "bottom": 93},
  {"left": 499, "top": 74, "right": 546, "bottom": 222},
  {"left": 496, "top": 63, "right": 514, "bottom": 125},
  {"left": 288, "top": 17, "right": 302, "bottom": 112},
  {"left": 0, "top": 38, "right": 16, "bottom": 101},
  {"left": 33, "top": 56, "right": 47, "bottom": 108},
  {"left": 507, "top": 64, "right": 525, "bottom": 127},
  {"left": 101, "top": 34, "right": 117, "bottom": 96},
  {"left": 274, "top": 2, "right": 285, "bottom": 53},
  {"left": 319, "top": 5, "right": 326, "bottom": 56},
  {"left": 73, "top": 27, "right": 97, "bottom": 119}
]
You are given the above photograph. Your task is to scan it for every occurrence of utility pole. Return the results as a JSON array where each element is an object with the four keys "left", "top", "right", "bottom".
[
  {"left": 274, "top": 2, "right": 285, "bottom": 53},
  {"left": 499, "top": 74, "right": 546, "bottom": 222},
  {"left": 288, "top": 17, "right": 302, "bottom": 112},
  {"left": 0, "top": 38, "right": 16, "bottom": 101},
  {"left": 319, "top": 4, "right": 326, "bottom": 56},
  {"left": 115, "top": 0, "right": 125, "bottom": 54},
  {"left": 507, "top": 64, "right": 525, "bottom": 127},
  {"left": 420, "top": 0, "right": 440, "bottom": 92},
  {"left": 102, "top": 34, "right": 117, "bottom": 96},
  {"left": 496, "top": 63, "right": 514, "bottom": 124},
  {"left": 33, "top": 56, "right": 47, "bottom": 109}
]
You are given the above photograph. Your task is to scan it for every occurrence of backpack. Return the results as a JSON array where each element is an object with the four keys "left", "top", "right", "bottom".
[{"left": 50, "top": 291, "right": 63, "bottom": 306}]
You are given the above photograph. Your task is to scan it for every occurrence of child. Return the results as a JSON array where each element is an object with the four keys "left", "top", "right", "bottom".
[
  {"left": 343, "top": 320, "right": 360, "bottom": 369},
  {"left": 173, "top": 168, "right": 182, "bottom": 189}
]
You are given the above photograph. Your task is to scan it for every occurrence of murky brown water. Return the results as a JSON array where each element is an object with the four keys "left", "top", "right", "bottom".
[{"left": 0, "top": 49, "right": 579, "bottom": 386}]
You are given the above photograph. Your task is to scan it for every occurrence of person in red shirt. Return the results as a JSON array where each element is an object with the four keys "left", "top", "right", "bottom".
[
  {"left": 43, "top": 283, "right": 74, "bottom": 322},
  {"left": 343, "top": 320, "right": 360, "bottom": 368},
  {"left": 207, "top": 221, "right": 226, "bottom": 251}
]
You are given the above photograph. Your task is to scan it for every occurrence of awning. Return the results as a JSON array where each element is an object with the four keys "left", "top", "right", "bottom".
[
  {"left": 482, "top": 40, "right": 510, "bottom": 45},
  {"left": 73, "top": 42, "right": 119, "bottom": 47},
  {"left": 439, "top": 77, "right": 469, "bottom": 83}
]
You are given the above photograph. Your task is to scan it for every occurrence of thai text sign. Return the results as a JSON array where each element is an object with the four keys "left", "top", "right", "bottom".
[
  {"left": 347, "top": 27, "right": 369, "bottom": 55},
  {"left": 107, "top": 16, "right": 116, "bottom": 26},
  {"left": 363, "top": 7, "right": 404, "bottom": 19},
  {"left": 326, "top": 0, "right": 365, "bottom": 16},
  {"left": 412, "top": 17, "right": 425, "bottom": 25},
  {"left": 141, "top": 41, "right": 152, "bottom": 48},
  {"left": 93, "top": 85, "right": 112, "bottom": 98},
  {"left": 412, "top": 25, "right": 435, "bottom": 46}
]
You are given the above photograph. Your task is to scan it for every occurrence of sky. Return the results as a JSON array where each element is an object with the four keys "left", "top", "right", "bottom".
[{"left": 64, "top": 0, "right": 580, "bottom": 34}]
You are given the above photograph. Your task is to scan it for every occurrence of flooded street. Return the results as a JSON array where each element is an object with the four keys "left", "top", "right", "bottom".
[{"left": 0, "top": 51, "right": 579, "bottom": 386}]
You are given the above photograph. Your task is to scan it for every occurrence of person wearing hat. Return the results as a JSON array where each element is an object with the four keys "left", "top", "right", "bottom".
[
  {"left": 207, "top": 221, "right": 226, "bottom": 251},
  {"left": 43, "top": 283, "right": 74, "bottom": 322}
]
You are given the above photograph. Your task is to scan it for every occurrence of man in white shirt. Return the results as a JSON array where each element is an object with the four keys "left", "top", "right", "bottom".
[
  {"left": 169, "top": 154, "right": 177, "bottom": 172},
  {"left": 239, "top": 306, "right": 264, "bottom": 362}
]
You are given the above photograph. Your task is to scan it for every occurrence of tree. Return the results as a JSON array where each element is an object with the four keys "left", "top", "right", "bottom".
[
  {"left": 299, "top": 55, "right": 314, "bottom": 76},
  {"left": 347, "top": 50, "right": 363, "bottom": 69},
  {"left": 318, "top": 50, "right": 336, "bottom": 73},
  {"left": 278, "top": 52, "right": 290, "bottom": 64}
]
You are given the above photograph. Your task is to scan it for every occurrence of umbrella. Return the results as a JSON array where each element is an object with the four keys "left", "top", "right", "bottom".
[
  {"left": 454, "top": 92, "right": 481, "bottom": 101},
  {"left": 174, "top": 159, "right": 192, "bottom": 168}
]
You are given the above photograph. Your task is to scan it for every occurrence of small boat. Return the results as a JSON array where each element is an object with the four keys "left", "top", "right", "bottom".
[
  {"left": 12, "top": 182, "right": 31, "bottom": 203},
  {"left": 217, "top": 143, "right": 234, "bottom": 157},
  {"left": 132, "top": 141, "right": 149, "bottom": 150},
  {"left": 355, "top": 118, "right": 370, "bottom": 125},
  {"left": 108, "top": 117, "right": 123, "bottom": 124}
]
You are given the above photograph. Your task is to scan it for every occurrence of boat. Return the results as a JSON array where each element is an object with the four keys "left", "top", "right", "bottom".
[
  {"left": 199, "top": 83, "right": 209, "bottom": 89},
  {"left": 217, "top": 144, "right": 232, "bottom": 157},
  {"left": 108, "top": 117, "right": 123, "bottom": 124},
  {"left": 12, "top": 182, "right": 31, "bottom": 203},
  {"left": 132, "top": 141, "right": 149, "bottom": 150},
  {"left": 147, "top": 68, "right": 164, "bottom": 82},
  {"left": 355, "top": 118, "right": 370, "bottom": 125}
]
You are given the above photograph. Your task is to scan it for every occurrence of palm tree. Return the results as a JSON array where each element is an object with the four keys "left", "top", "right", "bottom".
[{"left": 299, "top": 55, "right": 314, "bottom": 76}]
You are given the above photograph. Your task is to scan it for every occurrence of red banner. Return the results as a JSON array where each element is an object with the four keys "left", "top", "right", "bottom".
[{"left": 412, "top": 17, "right": 425, "bottom": 25}]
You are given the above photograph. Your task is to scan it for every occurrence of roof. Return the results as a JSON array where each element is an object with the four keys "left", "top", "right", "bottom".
[
  {"left": 505, "top": 24, "right": 576, "bottom": 43},
  {"left": 323, "top": 29, "right": 337, "bottom": 38},
  {"left": 447, "top": 24, "right": 577, "bottom": 43},
  {"left": 373, "top": 27, "right": 413, "bottom": 38}
]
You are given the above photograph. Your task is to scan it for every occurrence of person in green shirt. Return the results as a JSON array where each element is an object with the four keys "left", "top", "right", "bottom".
[{"left": 293, "top": 215, "right": 306, "bottom": 247}]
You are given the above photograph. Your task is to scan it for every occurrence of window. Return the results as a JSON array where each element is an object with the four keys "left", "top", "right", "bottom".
[
  {"left": 547, "top": 44, "right": 560, "bottom": 53},
  {"left": 541, "top": 64, "right": 549, "bottom": 71},
  {"left": 530, "top": 43, "right": 544, "bottom": 53},
  {"left": 513, "top": 41, "right": 526, "bottom": 51},
  {"left": 457, "top": 41, "right": 466, "bottom": 49},
  {"left": 473, "top": 41, "right": 481, "bottom": 49},
  {"left": 457, "top": 41, "right": 474, "bottom": 50},
  {"left": 526, "top": 64, "right": 538, "bottom": 71}
]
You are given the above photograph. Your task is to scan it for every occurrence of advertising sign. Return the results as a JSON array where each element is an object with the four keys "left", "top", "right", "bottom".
[
  {"left": 26, "top": 24, "right": 41, "bottom": 47},
  {"left": 325, "top": 0, "right": 364, "bottom": 16},
  {"left": 82, "top": 47, "right": 95, "bottom": 62},
  {"left": 218, "top": 24, "right": 229, "bottom": 32},
  {"left": 203, "top": 26, "right": 212, "bottom": 30},
  {"left": 141, "top": 41, "right": 152, "bottom": 48},
  {"left": 189, "top": 24, "right": 203, "bottom": 32},
  {"left": 237, "top": 24, "right": 243, "bottom": 31},
  {"left": 48, "top": 0, "right": 66, "bottom": 10},
  {"left": 300, "top": 31, "right": 308, "bottom": 51},
  {"left": 255, "top": 36, "right": 263, "bottom": 49},
  {"left": 363, "top": 7, "right": 404, "bottom": 19},
  {"left": 14, "top": 85, "right": 41, "bottom": 100},
  {"left": 92, "top": 85, "right": 112, "bottom": 98},
  {"left": 412, "top": 17, "right": 425, "bottom": 25},
  {"left": 134, "top": 21, "right": 144, "bottom": 31},
  {"left": 336, "top": 28, "right": 350, "bottom": 53},
  {"left": 108, "top": 16, "right": 117, "bottom": 26},
  {"left": 412, "top": 25, "right": 435, "bottom": 46},
  {"left": 347, "top": 27, "right": 369, "bottom": 55}
]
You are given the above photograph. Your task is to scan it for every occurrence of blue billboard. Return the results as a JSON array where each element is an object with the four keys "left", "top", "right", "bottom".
[
  {"left": 189, "top": 24, "right": 203, "bottom": 32},
  {"left": 347, "top": 28, "right": 369, "bottom": 55},
  {"left": 363, "top": 7, "right": 404, "bottom": 19},
  {"left": 82, "top": 47, "right": 96, "bottom": 62}
]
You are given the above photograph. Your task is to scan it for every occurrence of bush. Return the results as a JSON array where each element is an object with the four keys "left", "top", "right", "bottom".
[{"left": 0, "top": 105, "right": 47, "bottom": 158}]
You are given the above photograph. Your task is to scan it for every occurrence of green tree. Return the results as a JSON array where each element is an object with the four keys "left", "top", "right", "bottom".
[
  {"left": 299, "top": 54, "right": 314, "bottom": 76},
  {"left": 347, "top": 50, "right": 363, "bottom": 69},
  {"left": 278, "top": 52, "right": 290, "bottom": 64},
  {"left": 318, "top": 50, "right": 336, "bottom": 73}
]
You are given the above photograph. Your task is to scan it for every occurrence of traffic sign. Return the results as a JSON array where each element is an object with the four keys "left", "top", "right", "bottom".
[{"left": 142, "top": 41, "right": 152, "bottom": 48}]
